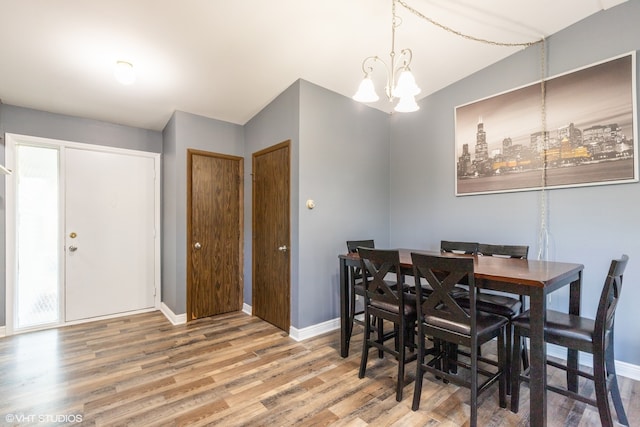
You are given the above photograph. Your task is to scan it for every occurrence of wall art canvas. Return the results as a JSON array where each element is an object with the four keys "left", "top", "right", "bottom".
[{"left": 455, "top": 52, "right": 637, "bottom": 196}]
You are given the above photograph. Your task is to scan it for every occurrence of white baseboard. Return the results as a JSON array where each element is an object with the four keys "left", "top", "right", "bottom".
[
  {"left": 242, "top": 303, "right": 340, "bottom": 342},
  {"left": 160, "top": 302, "right": 186, "bottom": 325},
  {"left": 0, "top": 326, "right": 5, "bottom": 338},
  {"left": 242, "top": 303, "right": 252, "bottom": 316},
  {"left": 161, "top": 303, "right": 249, "bottom": 325},
  {"left": 289, "top": 317, "right": 340, "bottom": 342}
]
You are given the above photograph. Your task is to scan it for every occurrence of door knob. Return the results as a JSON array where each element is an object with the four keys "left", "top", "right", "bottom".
[
  {"left": 278, "top": 245, "right": 288, "bottom": 252},
  {"left": 69, "top": 246, "right": 78, "bottom": 252},
  {"left": 194, "top": 242, "right": 202, "bottom": 250}
]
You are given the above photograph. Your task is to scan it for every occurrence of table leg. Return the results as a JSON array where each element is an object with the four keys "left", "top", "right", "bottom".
[
  {"left": 339, "top": 257, "right": 350, "bottom": 358},
  {"left": 567, "top": 271, "right": 582, "bottom": 392},
  {"left": 528, "top": 290, "right": 547, "bottom": 427}
]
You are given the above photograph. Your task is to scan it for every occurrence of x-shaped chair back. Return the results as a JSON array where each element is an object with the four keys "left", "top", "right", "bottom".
[
  {"left": 412, "top": 254, "right": 474, "bottom": 327},
  {"left": 358, "top": 247, "right": 402, "bottom": 306}
]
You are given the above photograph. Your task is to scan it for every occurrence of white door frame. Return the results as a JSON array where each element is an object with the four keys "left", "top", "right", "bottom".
[{"left": 4, "top": 133, "right": 161, "bottom": 335}]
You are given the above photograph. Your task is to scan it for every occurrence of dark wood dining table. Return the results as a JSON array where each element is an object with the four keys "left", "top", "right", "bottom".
[{"left": 338, "top": 248, "right": 584, "bottom": 427}]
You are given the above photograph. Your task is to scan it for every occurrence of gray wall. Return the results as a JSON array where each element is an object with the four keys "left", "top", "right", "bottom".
[
  {"left": 161, "top": 111, "right": 244, "bottom": 315},
  {"left": 297, "top": 80, "right": 390, "bottom": 328},
  {"left": 0, "top": 104, "right": 162, "bottom": 327},
  {"left": 389, "top": 1, "right": 640, "bottom": 365},
  {"left": 243, "top": 80, "right": 390, "bottom": 329}
]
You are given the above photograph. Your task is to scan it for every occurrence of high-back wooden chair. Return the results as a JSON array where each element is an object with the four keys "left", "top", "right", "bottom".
[
  {"left": 358, "top": 247, "right": 417, "bottom": 401},
  {"left": 410, "top": 252, "right": 507, "bottom": 426},
  {"left": 475, "top": 243, "right": 530, "bottom": 390},
  {"left": 510, "top": 254, "right": 629, "bottom": 427}
]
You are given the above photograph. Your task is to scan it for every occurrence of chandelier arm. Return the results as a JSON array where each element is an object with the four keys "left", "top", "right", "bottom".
[
  {"left": 361, "top": 56, "right": 381, "bottom": 75},
  {"left": 396, "top": 0, "right": 543, "bottom": 48},
  {"left": 361, "top": 56, "right": 393, "bottom": 101},
  {"left": 396, "top": 48, "right": 413, "bottom": 69}
]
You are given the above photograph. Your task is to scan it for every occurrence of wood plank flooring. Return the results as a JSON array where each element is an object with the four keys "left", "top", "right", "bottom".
[{"left": 0, "top": 311, "right": 637, "bottom": 426}]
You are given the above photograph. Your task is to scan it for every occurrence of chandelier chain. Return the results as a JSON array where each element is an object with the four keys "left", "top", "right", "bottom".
[
  {"left": 396, "top": 0, "right": 542, "bottom": 48},
  {"left": 537, "top": 38, "right": 549, "bottom": 261}
]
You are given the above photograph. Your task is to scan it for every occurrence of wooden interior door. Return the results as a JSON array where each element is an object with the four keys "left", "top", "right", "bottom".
[
  {"left": 252, "top": 140, "right": 290, "bottom": 332},
  {"left": 187, "top": 150, "right": 244, "bottom": 321}
]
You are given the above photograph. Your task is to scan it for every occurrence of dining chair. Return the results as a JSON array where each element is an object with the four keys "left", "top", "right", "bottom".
[
  {"left": 510, "top": 254, "right": 629, "bottom": 427},
  {"left": 410, "top": 252, "right": 507, "bottom": 427},
  {"left": 346, "top": 239, "right": 375, "bottom": 339},
  {"left": 358, "top": 247, "right": 417, "bottom": 401},
  {"left": 473, "top": 243, "right": 530, "bottom": 391},
  {"left": 438, "top": 240, "right": 477, "bottom": 372}
]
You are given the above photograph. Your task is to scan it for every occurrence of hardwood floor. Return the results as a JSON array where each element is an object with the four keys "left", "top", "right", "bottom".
[{"left": 0, "top": 311, "right": 637, "bottom": 426}]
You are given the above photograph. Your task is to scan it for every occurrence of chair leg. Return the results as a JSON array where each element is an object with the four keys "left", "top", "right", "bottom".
[
  {"left": 412, "top": 332, "right": 425, "bottom": 410},
  {"left": 510, "top": 327, "right": 522, "bottom": 413},
  {"left": 359, "top": 311, "right": 371, "bottom": 379},
  {"left": 377, "top": 318, "right": 384, "bottom": 358},
  {"left": 349, "top": 288, "right": 356, "bottom": 339},
  {"left": 498, "top": 327, "right": 507, "bottom": 408},
  {"left": 394, "top": 324, "right": 400, "bottom": 352},
  {"left": 519, "top": 295, "right": 529, "bottom": 372},
  {"left": 470, "top": 337, "right": 479, "bottom": 427},
  {"left": 593, "top": 350, "right": 615, "bottom": 427},
  {"left": 605, "top": 344, "right": 629, "bottom": 426},
  {"left": 520, "top": 336, "right": 529, "bottom": 371},
  {"left": 447, "top": 343, "right": 458, "bottom": 374},
  {"left": 505, "top": 325, "right": 513, "bottom": 395},
  {"left": 396, "top": 320, "right": 406, "bottom": 401},
  {"left": 408, "top": 321, "right": 416, "bottom": 352}
]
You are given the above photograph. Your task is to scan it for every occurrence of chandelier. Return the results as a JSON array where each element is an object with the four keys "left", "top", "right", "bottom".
[{"left": 352, "top": 0, "right": 421, "bottom": 112}]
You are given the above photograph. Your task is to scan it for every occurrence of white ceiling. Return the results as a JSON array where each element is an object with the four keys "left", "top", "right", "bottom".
[{"left": 0, "top": 0, "right": 628, "bottom": 131}]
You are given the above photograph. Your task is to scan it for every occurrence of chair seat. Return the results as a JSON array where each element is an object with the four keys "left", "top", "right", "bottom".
[
  {"left": 371, "top": 292, "right": 417, "bottom": 316},
  {"left": 424, "top": 310, "right": 508, "bottom": 339},
  {"left": 512, "top": 309, "right": 596, "bottom": 348},
  {"left": 457, "top": 293, "right": 522, "bottom": 318}
]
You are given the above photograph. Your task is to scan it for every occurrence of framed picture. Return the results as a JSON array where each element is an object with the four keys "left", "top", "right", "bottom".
[{"left": 455, "top": 52, "right": 637, "bottom": 196}]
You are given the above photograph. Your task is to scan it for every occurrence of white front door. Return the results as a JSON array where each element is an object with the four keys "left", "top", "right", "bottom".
[
  {"left": 6, "top": 134, "right": 160, "bottom": 332},
  {"left": 64, "top": 148, "right": 157, "bottom": 321}
]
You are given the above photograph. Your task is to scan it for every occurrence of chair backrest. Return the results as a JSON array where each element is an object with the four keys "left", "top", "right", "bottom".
[
  {"left": 478, "top": 243, "right": 529, "bottom": 259},
  {"left": 411, "top": 252, "right": 475, "bottom": 328},
  {"left": 347, "top": 239, "right": 374, "bottom": 253},
  {"left": 347, "top": 240, "right": 375, "bottom": 281},
  {"left": 358, "top": 247, "right": 404, "bottom": 307},
  {"left": 595, "top": 254, "right": 629, "bottom": 346},
  {"left": 441, "top": 240, "right": 478, "bottom": 255}
]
